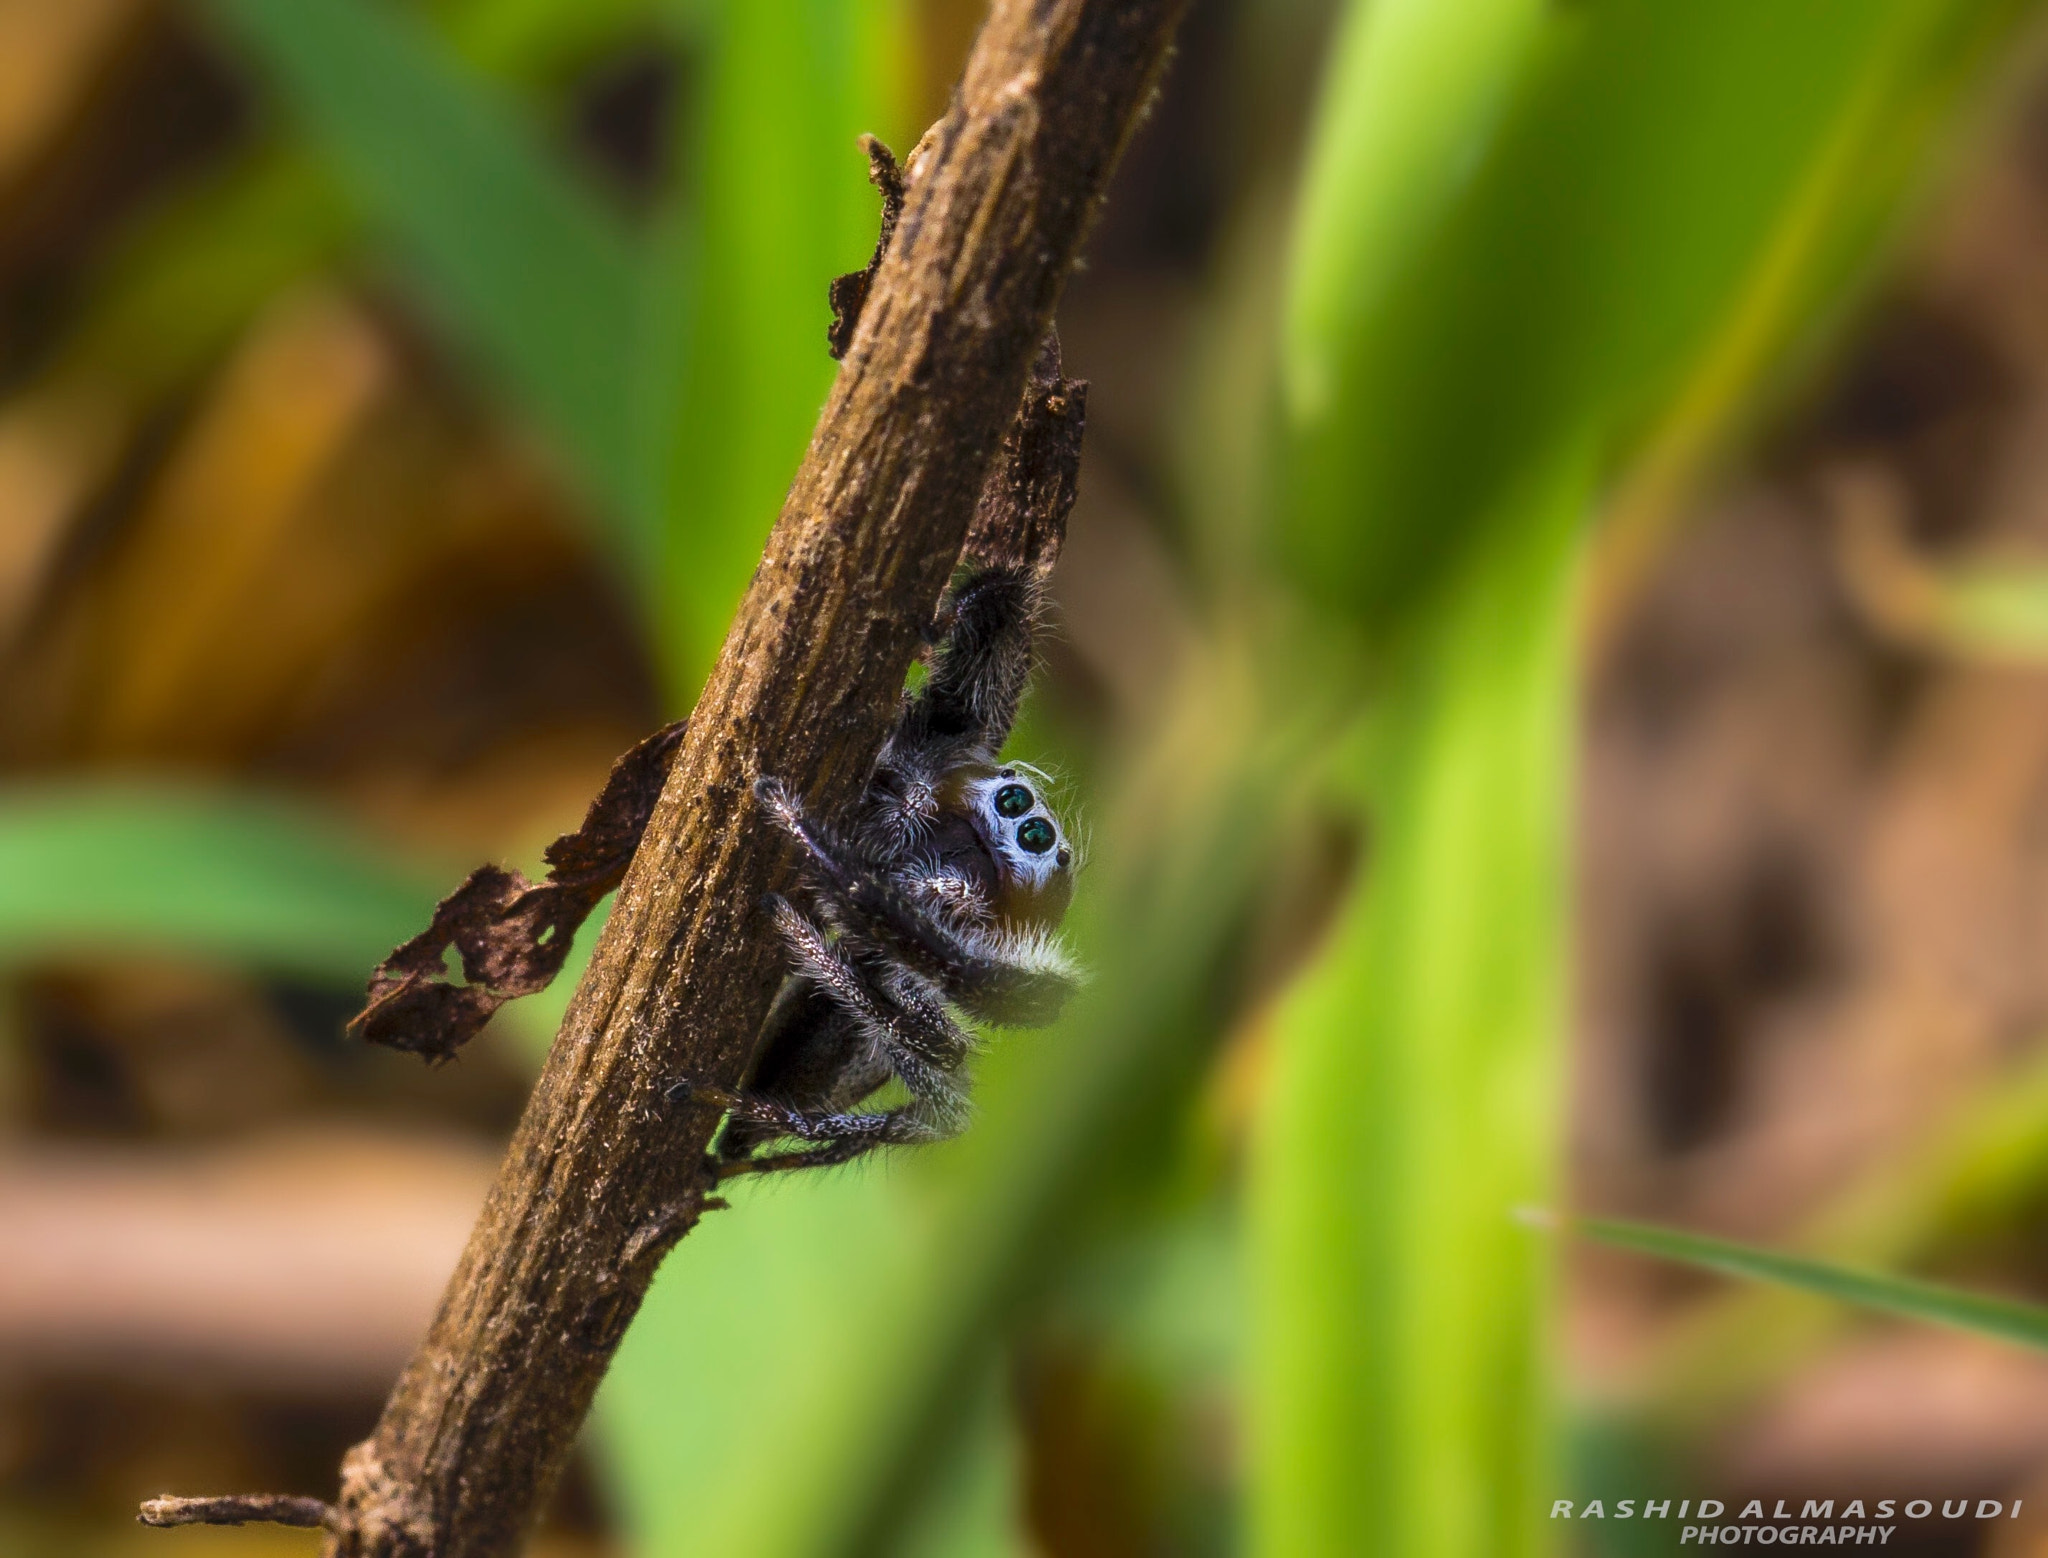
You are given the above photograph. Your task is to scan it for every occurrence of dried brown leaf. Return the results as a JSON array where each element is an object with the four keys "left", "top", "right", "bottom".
[{"left": 347, "top": 717, "right": 686, "bottom": 1060}]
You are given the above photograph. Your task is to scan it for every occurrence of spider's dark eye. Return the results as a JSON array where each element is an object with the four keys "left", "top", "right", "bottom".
[
  {"left": 1017, "top": 817, "right": 1057, "bottom": 854},
  {"left": 1056, "top": 846, "right": 1072, "bottom": 869},
  {"left": 994, "top": 783, "right": 1034, "bottom": 818}
]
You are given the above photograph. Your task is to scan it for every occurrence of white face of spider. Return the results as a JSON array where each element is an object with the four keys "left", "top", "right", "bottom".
[{"left": 959, "top": 765, "right": 1074, "bottom": 926}]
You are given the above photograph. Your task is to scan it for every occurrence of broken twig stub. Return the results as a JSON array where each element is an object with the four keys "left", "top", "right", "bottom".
[
  {"left": 140, "top": 1494, "right": 336, "bottom": 1530},
  {"left": 827, "top": 134, "right": 907, "bottom": 361}
]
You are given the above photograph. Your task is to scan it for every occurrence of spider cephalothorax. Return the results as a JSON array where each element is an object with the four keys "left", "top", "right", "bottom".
[{"left": 695, "top": 562, "right": 1083, "bottom": 1176}]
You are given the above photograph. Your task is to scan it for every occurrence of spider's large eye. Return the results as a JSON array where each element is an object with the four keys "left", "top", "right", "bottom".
[
  {"left": 994, "top": 783, "right": 1034, "bottom": 818},
  {"left": 1017, "top": 817, "right": 1057, "bottom": 854}
]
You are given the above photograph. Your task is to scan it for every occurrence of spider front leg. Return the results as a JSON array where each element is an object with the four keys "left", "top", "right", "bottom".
[
  {"left": 709, "top": 901, "right": 973, "bottom": 1170},
  {"left": 687, "top": 1083, "right": 946, "bottom": 1178},
  {"left": 907, "top": 564, "right": 1043, "bottom": 747},
  {"left": 766, "top": 893, "right": 972, "bottom": 1073}
]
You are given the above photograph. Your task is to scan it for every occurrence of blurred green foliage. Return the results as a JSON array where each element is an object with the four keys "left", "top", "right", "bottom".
[
  {"left": 1250, "top": 464, "right": 1583, "bottom": 1558},
  {"left": 198, "top": 0, "right": 644, "bottom": 527},
  {"left": 1280, "top": 0, "right": 2039, "bottom": 639},
  {"left": 13, "top": 0, "right": 2048, "bottom": 1554},
  {"left": 0, "top": 782, "right": 436, "bottom": 981},
  {"left": 646, "top": 0, "right": 913, "bottom": 690},
  {"left": 1253, "top": 0, "right": 2044, "bottom": 1552}
]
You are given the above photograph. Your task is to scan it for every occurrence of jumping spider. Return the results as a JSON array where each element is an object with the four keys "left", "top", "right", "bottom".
[{"left": 690, "top": 561, "right": 1082, "bottom": 1177}]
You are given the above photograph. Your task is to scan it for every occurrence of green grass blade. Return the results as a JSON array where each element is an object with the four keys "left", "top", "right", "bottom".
[
  {"left": 193, "top": 0, "right": 643, "bottom": 532},
  {"left": 641, "top": 0, "right": 913, "bottom": 691},
  {"left": 1283, "top": 0, "right": 1546, "bottom": 424},
  {"left": 1281, "top": 0, "right": 2041, "bottom": 637},
  {"left": 1575, "top": 1214, "right": 2048, "bottom": 1353},
  {"left": 1254, "top": 3, "right": 2045, "bottom": 1555},
  {"left": 0, "top": 781, "right": 439, "bottom": 984},
  {"left": 1250, "top": 458, "right": 1586, "bottom": 1558},
  {"left": 1626, "top": 1050, "right": 2048, "bottom": 1424},
  {"left": 890, "top": 1366, "right": 1033, "bottom": 1558}
]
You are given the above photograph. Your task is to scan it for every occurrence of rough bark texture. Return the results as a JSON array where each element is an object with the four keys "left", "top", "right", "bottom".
[{"left": 250, "top": 4, "right": 1186, "bottom": 1555}]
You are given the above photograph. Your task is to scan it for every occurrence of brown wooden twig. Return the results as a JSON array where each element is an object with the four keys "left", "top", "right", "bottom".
[
  {"left": 140, "top": 1494, "right": 337, "bottom": 1530},
  {"left": 138, "top": 2, "right": 1186, "bottom": 1554}
]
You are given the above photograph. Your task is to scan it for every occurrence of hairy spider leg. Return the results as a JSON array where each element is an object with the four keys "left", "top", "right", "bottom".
[
  {"left": 691, "top": 1083, "right": 944, "bottom": 1179},
  {"left": 768, "top": 897, "right": 974, "bottom": 1078},
  {"left": 690, "top": 898, "right": 976, "bottom": 1177},
  {"left": 902, "top": 565, "right": 1042, "bottom": 748},
  {"left": 857, "top": 755, "right": 945, "bottom": 860}
]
